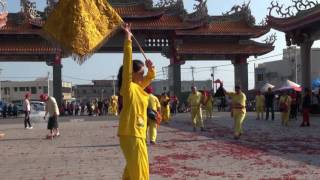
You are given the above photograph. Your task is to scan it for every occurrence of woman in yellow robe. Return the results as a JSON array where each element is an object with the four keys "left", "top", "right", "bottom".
[
  {"left": 255, "top": 91, "right": 265, "bottom": 120},
  {"left": 117, "top": 24, "right": 155, "bottom": 180},
  {"left": 204, "top": 94, "right": 214, "bottom": 120},
  {"left": 225, "top": 85, "right": 247, "bottom": 139},
  {"left": 160, "top": 93, "right": 171, "bottom": 123},
  {"left": 110, "top": 95, "right": 118, "bottom": 116},
  {"left": 279, "top": 91, "right": 292, "bottom": 126}
]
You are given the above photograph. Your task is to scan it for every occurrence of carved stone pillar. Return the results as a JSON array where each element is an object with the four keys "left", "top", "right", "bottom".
[
  {"left": 52, "top": 54, "right": 63, "bottom": 108},
  {"left": 300, "top": 40, "right": 313, "bottom": 90},
  {"left": 168, "top": 56, "right": 181, "bottom": 98},
  {"left": 232, "top": 57, "right": 248, "bottom": 92}
]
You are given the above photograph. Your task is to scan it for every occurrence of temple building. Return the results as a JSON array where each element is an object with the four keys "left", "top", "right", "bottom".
[{"left": 0, "top": 0, "right": 274, "bottom": 105}]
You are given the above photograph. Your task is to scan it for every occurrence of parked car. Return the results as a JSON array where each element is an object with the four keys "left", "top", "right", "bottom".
[{"left": 30, "top": 101, "right": 46, "bottom": 112}]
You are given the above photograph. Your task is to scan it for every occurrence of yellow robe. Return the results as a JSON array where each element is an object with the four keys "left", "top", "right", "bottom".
[
  {"left": 205, "top": 96, "right": 214, "bottom": 119},
  {"left": 255, "top": 95, "right": 265, "bottom": 119},
  {"left": 110, "top": 95, "right": 118, "bottom": 116},
  {"left": 118, "top": 39, "right": 155, "bottom": 180},
  {"left": 227, "top": 91, "right": 246, "bottom": 136},
  {"left": 279, "top": 95, "right": 292, "bottom": 126},
  {"left": 187, "top": 91, "right": 204, "bottom": 128},
  {"left": 160, "top": 96, "right": 171, "bottom": 122},
  {"left": 147, "top": 94, "right": 161, "bottom": 142}
]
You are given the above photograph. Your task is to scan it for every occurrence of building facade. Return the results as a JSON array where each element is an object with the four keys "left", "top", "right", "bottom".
[
  {"left": 151, "top": 80, "right": 212, "bottom": 95},
  {"left": 0, "top": 79, "right": 72, "bottom": 103},
  {"left": 73, "top": 80, "right": 116, "bottom": 103},
  {"left": 255, "top": 47, "right": 320, "bottom": 89}
]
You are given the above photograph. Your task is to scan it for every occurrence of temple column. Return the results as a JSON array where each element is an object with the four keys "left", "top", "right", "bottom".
[
  {"left": 300, "top": 40, "right": 313, "bottom": 90},
  {"left": 232, "top": 57, "right": 248, "bottom": 92},
  {"left": 168, "top": 56, "right": 181, "bottom": 98},
  {"left": 53, "top": 54, "right": 63, "bottom": 108}
]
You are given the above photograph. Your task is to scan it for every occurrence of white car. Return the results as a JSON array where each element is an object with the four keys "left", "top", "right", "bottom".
[{"left": 30, "top": 101, "right": 46, "bottom": 123}]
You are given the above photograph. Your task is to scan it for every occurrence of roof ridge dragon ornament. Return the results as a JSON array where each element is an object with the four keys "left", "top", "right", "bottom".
[
  {"left": 268, "top": 0, "right": 319, "bottom": 18},
  {"left": 222, "top": 1, "right": 256, "bottom": 26},
  {"left": 0, "top": 0, "right": 8, "bottom": 28}
]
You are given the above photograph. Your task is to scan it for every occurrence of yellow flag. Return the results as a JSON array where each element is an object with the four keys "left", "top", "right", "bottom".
[{"left": 43, "top": 0, "right": 123, "bottom": 63}]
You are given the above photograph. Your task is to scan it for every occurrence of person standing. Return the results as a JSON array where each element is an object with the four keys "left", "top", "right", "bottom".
[
  {"left": 160, "top": 93, "right": 171, "bottom": 123},
  {"left": 225, "top": 85, "right": 247, "bottom": 139},
  {"left": 23, "top": 93, "right": 33, "bottom": 129},
  {"left": 187, "top": 86, "right": 205, "bottom": 132},
  {"left": 279, "top": 91, "right": 292, "bottom": 126},
  {"left": 290, "top": 91, "right": 298, "bottom": 120},
  {"left": 255, "top": 91, "right": 265, "bottom": 120},
  {"left": 264, "top": 87, "right": 275, "bottom": 120},
  {"left": 41, "top": 94, "right": 60, "bottom": 139},
  {"left": 145, "top": 86, "right": 161, "bottom": 145},
  {"left": 301, "top": 88, "right": 311, "bottom": 127},
  {"left": 204, "top": 93, "right": 214, "bottom": 120},
  {"left": 117, "top": 23, "right": 156, "bottom": 180}
]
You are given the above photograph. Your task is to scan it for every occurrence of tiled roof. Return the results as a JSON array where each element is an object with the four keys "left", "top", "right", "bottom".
[
  {"left": 114, "top": 4, "right": 164, "bottom": 18},
  {"left": 128, "top": 15, "right": 200, "bottom": 30},
  {"left": 267, "top": 7, "right": 320, "bottom": 31},
  {"left": 176, "top": 42, "right": 274, "bottom": 56},
  {"left": 0, "top": 41, "right": 59, "bottom": 54},
  {"left": 176, "top": 20, "right": 269, "bottom": 38}
]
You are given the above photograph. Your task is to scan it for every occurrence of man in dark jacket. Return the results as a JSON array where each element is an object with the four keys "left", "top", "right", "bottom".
[
  {"left": 264, "top": 87, "right": 275, "bottom": 120},
  {"left": 301, "top": 88, "right": 311, "bottom": 127}
]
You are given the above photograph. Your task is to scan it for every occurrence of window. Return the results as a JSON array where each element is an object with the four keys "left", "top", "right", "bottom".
[
  {"left": 257, "top": 74, "right": 264, "bottom": 82},
  {"left": 31, "top": 87, "right": 37, "bottom": 94},
  {"left": 19, "top": 87, "right": 25, "bottom": 91},
  {"left": 93, "top": 89, "right": 97, "bottom": 94},
  {"left": 43, "top": 86, "right": 48, "bottom": 93},
  {"left": 14, "top": 87, "right": 18, "bottom": 92},
  {"left": 26, "top": 87, "right": 30, "bottom": 91},
  {"left": 82, "top": 89, "right": 87, "bottom": 94}
]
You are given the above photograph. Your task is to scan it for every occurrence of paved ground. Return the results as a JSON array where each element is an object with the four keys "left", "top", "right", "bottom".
[{"left": 0, "top": 112, "right": 320, "bottom": 180}]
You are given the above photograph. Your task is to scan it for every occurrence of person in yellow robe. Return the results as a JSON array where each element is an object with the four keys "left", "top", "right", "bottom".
[
  {"left": 110, "top": 95, "right": 118, "bottom": 116},
  {"left": 145, "top": 86, "right": 161, "bottom": 145},
  {"left": 204, "top": 93, "right": 214, "bottom": 120},
  {"left": 255, "top": 91, "right": 265, "bottom": 120},
  {"left": 225, "top": 85, "right": 247, "bottom": 139},
  {"left": 279, "top": 91, "right": 292, "bottom": 126},
  {"left": 117, "top": 24, "right": 156, "bottom": 180},
  {"left": 160, "top": 93, "right": 171, "bottom": 123},
  {"left": 187, "top": 86, "right": 205, "bottom": 132}
]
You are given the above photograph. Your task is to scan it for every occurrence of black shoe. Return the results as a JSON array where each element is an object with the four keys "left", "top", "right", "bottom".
[
  {"left": 150, "top": 141, "right": 156, "bottom": 145},
  {"left": 307, "top": 124, "right": 310, "bottom": 127},
  {"left": 200, "top": 127, "right": 205, "bottom": 132},
  {"left": 193, "top": 127, "right": 196, "bottom": 132}
]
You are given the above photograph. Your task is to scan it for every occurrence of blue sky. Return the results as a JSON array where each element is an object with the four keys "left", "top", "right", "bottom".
[{"left": 1, "top": 0, "right": 319, "bottom": 90}]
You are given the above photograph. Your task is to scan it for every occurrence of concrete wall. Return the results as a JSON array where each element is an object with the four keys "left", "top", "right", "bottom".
[
  {"left": 151, "top": 80, "right": 212, "bottom": 95},
  {"left": 255, "top": 47, "right": 320, "bottom": 89},
  {"left": 0, "top": 80, "right": 72, "bottom": 103}
]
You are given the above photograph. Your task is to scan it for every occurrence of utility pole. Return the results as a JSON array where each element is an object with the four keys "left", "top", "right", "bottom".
[
  {"left": 111, "top": 75, "right": 116, "bottom": 95},
  {"left": 47, "top": 71, "right": 50, "bottom": 96},
  {"left": 191, "top": 66, "right": 195, "bottom": 86},
  {"left": 211, "top": 66, "right": 216, "bottom": 92},
  {"left": 0, "top": 68, "right": 2, "bottom": 101}
]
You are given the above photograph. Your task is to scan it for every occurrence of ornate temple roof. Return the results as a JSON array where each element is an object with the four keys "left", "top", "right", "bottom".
[
  {"left": 114, "top": 4, "right": 164, "bottom": 19},
  {"left": 0, "top": 39, "right": 59, "bottom": 55},
  {"left": 176, "top": 20, "right": 269, "bottom": 38},
  {"left": 267, "top": 0, "right": 320, "bottom": 32},
  {"left": 176, "top": 41, "right": 274, "bottom": 57},
  {"left": 0, "top": 0, "right": 273, "bottom": 60}
]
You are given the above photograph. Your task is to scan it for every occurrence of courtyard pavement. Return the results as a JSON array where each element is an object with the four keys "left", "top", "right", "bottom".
[{"left": 0, "top": 112, "right": 319, "bottom": 180}]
